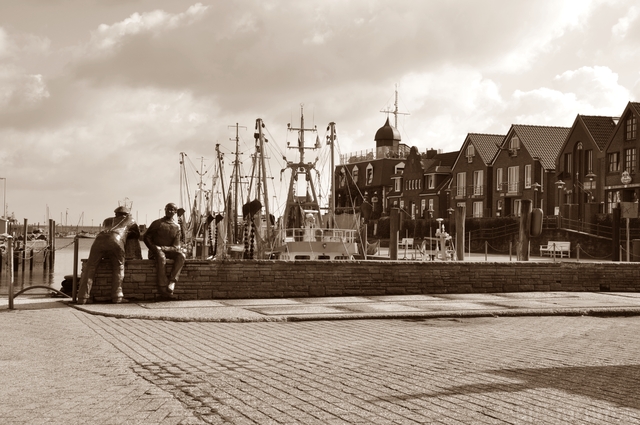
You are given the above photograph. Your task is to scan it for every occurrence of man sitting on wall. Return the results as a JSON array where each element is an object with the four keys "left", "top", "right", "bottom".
[
  {"left": 143, "top": 203, "right": 186, "bottom": 300},
  {"left": 77, "top": 206, "right": 140, "bottom": 304}
]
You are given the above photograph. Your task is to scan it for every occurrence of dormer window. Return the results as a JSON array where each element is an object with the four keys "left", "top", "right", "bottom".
[
  {"left": 366, "top": 163, "right": 373, "bottom": 185},
  {"left": 509, "top": 136, "right": 520, "bottom": 157},
  {"left": 466, "top": 144, "right": 475, "bottom": 163},
  {"left": 394, "top": 162, "right": 405, "bottom": 174},
  {"left": 627, "top": 115, "right": 637, "bottom": 140}
]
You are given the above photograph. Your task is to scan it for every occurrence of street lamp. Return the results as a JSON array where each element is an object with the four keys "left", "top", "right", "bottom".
[
  {"left": 0, "top": 177, "right": 6, "bottom": 219},
  {"left": 555, "top": 180, "right": 565, "bottom": 217},
  {"left": 584, "top": 172, "right": 596, "bottom": 219},
  {"left": 531, "top": 182, "right": 541, "bottom": 208}
]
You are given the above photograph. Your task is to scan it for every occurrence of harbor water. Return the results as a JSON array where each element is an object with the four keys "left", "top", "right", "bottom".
[{"left": 0, "top": 237, "right": 148, "bottom": 296}]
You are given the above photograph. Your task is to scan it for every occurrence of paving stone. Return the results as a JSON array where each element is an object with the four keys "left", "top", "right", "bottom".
[{"left": 2, "top": 303, "right": 640, "bottom": 423}]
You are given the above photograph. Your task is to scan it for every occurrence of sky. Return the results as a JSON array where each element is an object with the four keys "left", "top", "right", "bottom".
[{"left": 0, "top": 0, "right": 638, "bottom": 228}]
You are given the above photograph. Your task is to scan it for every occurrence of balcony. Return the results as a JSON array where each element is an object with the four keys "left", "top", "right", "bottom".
[
  {"left": 497, "top": 181, "right": 521, "bottom": 196},
  {"left": 451, "top": 184, "right": 486, "bottom": 199}
]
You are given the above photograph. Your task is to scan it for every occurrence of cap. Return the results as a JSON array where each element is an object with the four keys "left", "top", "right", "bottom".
[{"left": 114, "top": 206, "right": 130, "bottom": 214}]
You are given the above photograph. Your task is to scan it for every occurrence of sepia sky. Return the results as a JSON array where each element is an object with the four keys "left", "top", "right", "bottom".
[{"left": 0, "top": 0, "right": 639, "bottom": 227}]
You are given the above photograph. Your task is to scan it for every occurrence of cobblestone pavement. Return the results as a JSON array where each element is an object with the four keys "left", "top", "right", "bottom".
[{"left": 2, "top": 304, "right": 640, "bottom": 424}]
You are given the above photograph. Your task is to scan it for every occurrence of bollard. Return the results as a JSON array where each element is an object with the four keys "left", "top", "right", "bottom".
[
  {"left": 509, "top": 241, "right": 512, "bottom": 261},
  {"left": 72, "top": 236, "right": 79, "bottom": 303},
  {"left": 8, "top": 236, "right": 14, "bottom": 310},
  {"left": 485, "top": 241, "right": 488, "bottom": 262},
  {"left": 576, "top": 243, "right": 580, "bottom": 262},
  {"left": 22, "top": 218, "right": 27, "bottom": 272}
]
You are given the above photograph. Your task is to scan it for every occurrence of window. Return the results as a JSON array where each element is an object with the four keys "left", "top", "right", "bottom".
[
  {"left": 339, "top": 168, "right": 346, "bottom": 187},
  {"left": 624, "top": 148, "right": 636, "bottom": 173},
  {"left": 585, "top": 149, "right": 593, "bottom": 174},
  {"left": 608, "top": 152, "right": 620, "bottom": 172},
  {"left": 352, "top": 166, "right": 358, "bottom": 184},
  {"left": 366, "top": 164, "right": 373, "bottom": 185},
  {"left": 394, "top": 162, "right": 405, "bottom": 174},
  {"left": 524, "top": 164, "right": 532, "bottom": 188},
  {"left": 428, "top": 199, "right": 434, "bottom": 213},
  {"left": 627, "top": 115, "right": 637, "bottom": 140},
  {"left": 508, "top": 166, "right": 519, "bottom": 193},
  {"left": 473, "top": 201, "right": 483, "bottom": 218},
  {"left": 607, "top": 190, "right": 621, "bottom": 214},
  {"left": 473, "top": 170, "right": 483, "bottom": 196},
  {"left": 564, "top": 153, "right": 572, "bottom": 175},
  {"left": 421, "top": 199, "right": 426, "bottom": 216},
  {"left": 466, "top": 144, "right": 475, "bottom": 162},
  {"left": 513, "top": 199, "right": 522, "bottom": 217},
  {"left": 394, "top": 178, "right": 401, "bottom": 192},
  {"left": 509, "top": 136, "right": 520, "bottom": 150},
  {"left": 496, "top": 168, "right": 503, "bottom": 191},
  {"left": 427, "top": 175, "right": 435, "bottom": 189},
  {"left": 456, "top": 172, "right": 466, "bottom": 197}
]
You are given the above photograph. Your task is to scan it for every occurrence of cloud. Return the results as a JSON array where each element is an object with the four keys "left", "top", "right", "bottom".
[
  {"left": 554, "top": 66, "right": 630, "bottom": 107},
  {"left": 0, "top": 65, "right": 50, "bottom": 110},
  {"left": 88, "top": 2, "right": 210, "bottom": 51},
  {"left": 0, "top": 26, "right": 10, "bottom": 58},
  {"left": 508, "top": 66, "right": 631, "bottom": 126},
  {"left": 612, "top": 5, "right": 639, "bottom": 38}
]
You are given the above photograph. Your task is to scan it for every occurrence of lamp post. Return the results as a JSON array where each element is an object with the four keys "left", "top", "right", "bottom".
[
  {"left": 0, "top": 177, "right": 6, "bottom": 219},
  {"left": 555, "top": 180, "right": 565, "bottom": 223},
  {"left": 532, "top": 182, "right": 541, "bottom": 209},
  {"left": 585, "top": 172, "right": 596, "bottom": 222}
]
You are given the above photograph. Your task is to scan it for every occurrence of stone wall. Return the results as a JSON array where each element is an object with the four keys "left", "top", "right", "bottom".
[{"left": 85, "top": 259, "right": 640, "bottom": 303}]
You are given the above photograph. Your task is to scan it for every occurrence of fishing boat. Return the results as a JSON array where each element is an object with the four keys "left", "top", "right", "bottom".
[
  {"left": 268, "top": 106, "right": 360, "bottom": 261},
  {"left": 179, "top": 107, "right": 363, "bottom": 261}
]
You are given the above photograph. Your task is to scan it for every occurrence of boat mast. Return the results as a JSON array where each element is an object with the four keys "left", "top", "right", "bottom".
[
  {"left": 283, "top": 104, "right": 322, "bottom": 229},
  {"left": 215, "top": 143, "right": 227, "bottom": 212},
  {"left": 228, "top": 123, "right": 246, "bottom": 243},
  {"left": 327, "top": 122, "right": 337, "bottom": 229},
  {"left": 254, "top": 119, "right": 272, "bottom": 241}
]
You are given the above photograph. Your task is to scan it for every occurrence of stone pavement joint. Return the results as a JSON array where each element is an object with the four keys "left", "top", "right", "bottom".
[{"left": 59, "top": 291, "right": 640, "bottom": 323}]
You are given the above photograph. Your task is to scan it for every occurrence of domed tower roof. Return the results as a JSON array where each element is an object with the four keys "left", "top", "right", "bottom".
[{"left": 375, "top": 117, "right": 401, "bottom": 148}]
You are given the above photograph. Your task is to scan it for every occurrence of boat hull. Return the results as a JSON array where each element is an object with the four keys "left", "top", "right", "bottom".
[{"left": 275, "top": 240, "right": 358, "bottom": 260}]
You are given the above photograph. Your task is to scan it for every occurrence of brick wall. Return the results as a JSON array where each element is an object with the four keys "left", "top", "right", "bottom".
[{"left": 85, "top": 259, "right": 640, "bottom": 302}]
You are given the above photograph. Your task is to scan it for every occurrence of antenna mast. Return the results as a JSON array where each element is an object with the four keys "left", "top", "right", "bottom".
[{"left": 380, "top": 84, "right": 409, "bottom": 128}]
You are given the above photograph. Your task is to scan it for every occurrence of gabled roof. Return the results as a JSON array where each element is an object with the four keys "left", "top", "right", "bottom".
[
  {"left": 507, "top": 125, "right": 571, "bottom": 170},
  {"left": 578, "top": 115, "right": 617, "bottom": 151},
  {"left": 468, "top": 133, "right": 503, "bottom": 165},
  {"left": 603, "top": 101, "right": 640, "bottom": 152},
  {"left": 423, "top": 151, "right": 458, "bottom": 173}
]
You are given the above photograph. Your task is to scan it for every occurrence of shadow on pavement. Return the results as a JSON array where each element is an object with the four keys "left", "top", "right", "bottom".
[{"left": 384, "top": 364, "right": 640, "bottom": 410}]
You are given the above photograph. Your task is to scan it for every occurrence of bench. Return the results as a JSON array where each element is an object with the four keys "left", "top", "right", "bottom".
[
  {"left": 540, "top": 241, "right": 570, "bottom": 258},
  {"left": 398, "top": 238, "right": 414, "bottom": 250}
]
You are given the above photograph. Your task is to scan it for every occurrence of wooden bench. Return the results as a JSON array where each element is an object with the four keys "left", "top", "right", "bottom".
[
  {"left": 398, "top": 238, "right": 414, "bottom": 250},
  {"left": 540, "top": 241, "right": 570, "bottom": 258}
]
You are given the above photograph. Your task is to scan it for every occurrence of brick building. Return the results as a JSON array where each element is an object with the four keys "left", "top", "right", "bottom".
[
  {"left": 602, "top": 102, "right": 640, "bottom": 213},
  {"left": 555, "top": 115, "right": 616, "bottom": 221},
  {"left": 491, "top": 125, "right": 570, "bottom": 217}
]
